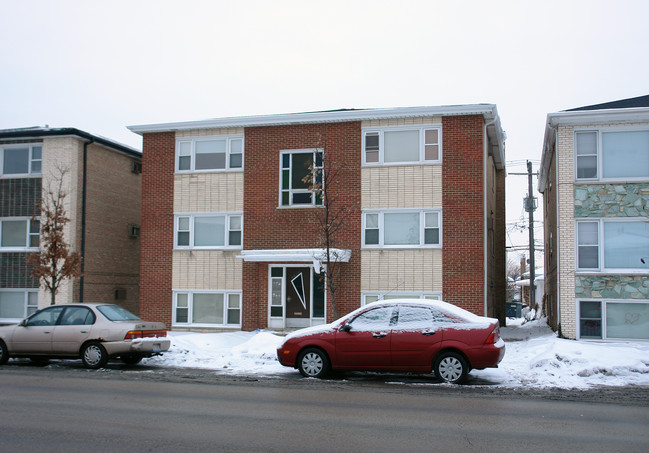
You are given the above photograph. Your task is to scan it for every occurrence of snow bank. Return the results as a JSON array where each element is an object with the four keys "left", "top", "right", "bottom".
[{"left": 146, "top": 321, "right": 649, "bottom": 388}]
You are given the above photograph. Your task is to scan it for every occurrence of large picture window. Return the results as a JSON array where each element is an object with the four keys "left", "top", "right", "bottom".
[
  {"left": 174, "top": 213, "right": 242, "bottom": 249},
  {"left": 1, "top": 145, "right": 42, "bottom": 176},
  {"left": 362, "top": 126, "right": 441, "bottom": 165},
  {"left": 176, "top": 136, "right": 243, "bottom": 172},
  {"left": 362, "top": 292, "right": 442, "bottom": 306},
  {"left": 0, "top": 218, "right": 39, "bottom": 249},
  {"left": 279, "top": 149, "right": 323, "bottom": 207},
  {"left": 579, "top": 300, "right": 649, "bottom": 340},
  {"left": 576, "top": 219, "right": 649, "bottom": 271},
  {"left": 173, "top": 291, "right": 241, "bottom": 327},
  {"left": 363, "top": 210, "right": 441, "bottom": 248},
  {"left": 575, "top": 129, "right": 649, "bottom": 181}
]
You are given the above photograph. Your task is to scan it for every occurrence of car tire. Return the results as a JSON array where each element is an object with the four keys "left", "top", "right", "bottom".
[
  {"left": 121, "top": 354, "right": 143, "bottom": 366},
  {"left": 81, "top": 342, "right": 109, "bottom": 369},
  {"left": 297, "top": 348, "right": 330, "bottom": 378},
  {"left": 434, "top": 352, "right": 468, "bottom": 384},
  {"left": 0, "top": 340, "right": 9, "bottom": 365}
]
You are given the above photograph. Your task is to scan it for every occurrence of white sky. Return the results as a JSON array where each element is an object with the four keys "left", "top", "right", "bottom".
[{"left": 2, "top": 0, "right": 648, "bottom": 257}]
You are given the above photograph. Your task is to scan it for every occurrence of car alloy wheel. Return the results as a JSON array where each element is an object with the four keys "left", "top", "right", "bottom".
[
  {"left": 81, "top": 342, "right": 108, "bottom": 369},
  {"left": 298, "top": 348, "right": 330, "bottom": 378},
  {"left": 435, "top": 352, "right": 468, "bottom": 384}
]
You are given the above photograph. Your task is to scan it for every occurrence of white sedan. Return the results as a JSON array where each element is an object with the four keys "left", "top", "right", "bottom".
[{"left": 0, "top": 303, "right": 170, "bottom": 369}]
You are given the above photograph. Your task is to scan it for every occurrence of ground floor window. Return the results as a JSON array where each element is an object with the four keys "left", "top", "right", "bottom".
[
  {"left": 173, "top": 291, "right": 241, "bottom": 328},
  {"left": 0, "top": 289, "right": 38, "bottom": 321},
  {"left": 362, "top": 292, "right": 442, "bottom": 306},
  {"left": 579, "top": 299, "right": 649, "bottom": 340}
]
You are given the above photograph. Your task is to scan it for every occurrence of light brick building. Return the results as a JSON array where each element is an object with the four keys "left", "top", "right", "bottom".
[
  {"left": 539, "top": 95, "right": 649, "bottom": 340},
  {"left": 129, "top": 106, "right": 506, "bottom": 330},
  {"left": 0, "top": 127, "right": 142, "bottom": 322}
]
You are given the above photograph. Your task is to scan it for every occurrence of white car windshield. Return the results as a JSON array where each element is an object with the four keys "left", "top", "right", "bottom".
[{"left": 96, "top": 305, "right": 141, "bottom": 322}]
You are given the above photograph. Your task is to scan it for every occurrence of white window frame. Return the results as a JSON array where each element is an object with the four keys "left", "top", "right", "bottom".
[
  {"left": 174, "top": 213, "right": 243, "bottom": 249},
  {"left": 362, "top": 125, "right": 442, "bottom": 166},
  {"left": 0, "top": 144, "right": 43, "bottom": 177},
  {"left": 0, "top": 217, "right": 40, "bottom": 251},
  {"left": 574, "top": 127, "right": 649, "bottom": 182},
  {"left": 279, "top": 148, "right": 324, "bottom": 207},
  {"left": 0, "top": 289, "right": 39, "bottom": 322},
  {"left": 362, "top": 209, "right": 442, "bottom": 248},
  {"left": 576, "top": 218, "right": 649, "bottom": 273},
  {"left": 175, "top": 135, "right": 244, "bottom": 173},
  {"left": 362, "top": 292, "right": 442, "bottom": 306},
  {"left": 172, "top": 290, "right": 242, "bottom": 328},
  {"left": 577, "top": 298, "right": 649, "bottom": 341}
]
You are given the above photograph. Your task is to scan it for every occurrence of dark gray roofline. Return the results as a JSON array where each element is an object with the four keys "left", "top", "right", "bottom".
[
  {"left": 0, "top": 127, "right": 141, "bottom": 158},
  {"left": 565, "top": 94, "right": 649, "bottom": 111}
]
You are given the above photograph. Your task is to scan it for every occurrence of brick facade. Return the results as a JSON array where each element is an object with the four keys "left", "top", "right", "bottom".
[
  {"left": 441, "top": 115, "right": 486, "bottom": 314},
  {"left": 242, "top": 122, "right": 362, "bottom": 329},
  {"left": 139, "top": 132, "right": 175, "bottom": 325}
]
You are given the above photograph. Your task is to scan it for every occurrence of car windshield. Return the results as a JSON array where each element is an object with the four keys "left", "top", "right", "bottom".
[{"left": 96, "top": 305, "right": 141, "bottom": 322}]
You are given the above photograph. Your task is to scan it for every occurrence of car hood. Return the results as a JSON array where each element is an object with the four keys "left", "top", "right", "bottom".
[{"left": 282, "top": 322, "right": 340, "bottom": 343}]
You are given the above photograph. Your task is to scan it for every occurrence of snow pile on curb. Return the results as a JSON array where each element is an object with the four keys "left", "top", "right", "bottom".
[{"left": 147, "top": 320, "right": 649, "bottom": 388}]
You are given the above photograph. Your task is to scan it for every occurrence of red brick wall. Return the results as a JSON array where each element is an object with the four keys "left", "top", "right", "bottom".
[
  {"left": 242, "top": 122, "right": 362, "bottom": 330},
  {"left": 442, "top": 115, "right": 485, "bottom": 315},
  {"left": 140, "top": 132, "right": 175, "bottom": 326}
]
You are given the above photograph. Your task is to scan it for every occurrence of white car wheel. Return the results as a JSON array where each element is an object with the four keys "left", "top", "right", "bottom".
[{"left": 435, "top": 352, "right": 468, "bottom": 384}]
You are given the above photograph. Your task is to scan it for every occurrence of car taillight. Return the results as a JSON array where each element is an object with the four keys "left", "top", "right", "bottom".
[
  {"left": 485, "top": 327, "right": 500, "bottom": 344},
  {"left": 124, "top": 330, "right": 167, "bottom": 340}
]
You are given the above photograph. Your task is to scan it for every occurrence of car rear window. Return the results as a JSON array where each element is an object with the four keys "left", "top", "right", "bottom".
[{"left": 96, "top": 305, "right": 141, "bottom": 322}]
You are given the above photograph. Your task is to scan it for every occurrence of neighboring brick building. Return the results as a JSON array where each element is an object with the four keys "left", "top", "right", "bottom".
[
  {"left": 129, "top": 106, "right": 506, "bottom": 330},
  {"left": 539, "top": 95, "right": 649, "bottom": 340},
  {"left": 0, "top": 127, "right": 142, "bottom": 323}
]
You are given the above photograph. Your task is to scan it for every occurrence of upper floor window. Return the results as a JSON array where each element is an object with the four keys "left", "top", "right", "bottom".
[
  {"left": 176, "top": 136, "right": 243, "bottom": 173},
  {"left": 576, "top": 219, "right": 649, "bottom": 272},
  {"left": 362, "top": 210, "right": 441, "bottom": 248},
  {"left": 576, "top": 129, "right": 649, "bottom": 181},
  {"left": 175, "top": 213, "right": 242, "bottom": 249},
  {"left": 1, "top": 144, "right": 42, "bottom": 176},
  {"left": 362, "top": 126, "right": 441, "bottom": 165},
  {"left": 280, "top": 149, "right": 323, "bottom": 207},
  {"left": 0, "top": 218, "right": 39, "bottom": 250}
]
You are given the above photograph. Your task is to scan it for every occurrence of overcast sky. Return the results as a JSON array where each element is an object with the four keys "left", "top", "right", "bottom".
[{"left": 2, "top": 0, "right": 648, "bottom": 260}]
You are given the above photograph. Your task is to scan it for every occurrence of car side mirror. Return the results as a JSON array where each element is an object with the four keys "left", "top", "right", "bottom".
[
  {"left": 341, "top": 323, "right": 352, "bottom": 333},
  {"left": 19, "top": 319, "right": 27, "bottom": 327}
]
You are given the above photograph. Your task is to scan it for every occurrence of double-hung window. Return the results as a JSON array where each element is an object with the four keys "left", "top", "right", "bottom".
[
  {"left": 363, "top": 210, "right": 441, "bottom": 248},
  {"left": 362, "top": 126, "right": 441, "bottom": 165},
  {"left": 579, "top": 300, "right": 649, "bottom": 340},
  {"left": 576, "top": 219, "right": 649, "bottom": 272},
  {"left": 175, "top": 213, "right": 242, "bottom": 249},
  {"left": 174, "top": 291, "right": 241, "bottom": 327},
  {"left": 575, "top": 129, "right": 649, "bottom": 181},
  {"left": 0, "top": 290, "right": 39, "bottom": 321},
  {"left": 0, "top": 218, "right": 39, "bottom": 250},
  {"left": 176, "top": 136, "right": 243, "bottom": 172},
  {"left": 280, "top": 149, "right": 323, "bottom": 207},
  {"left": 1, "top": 144, "right": 42, "bottom": 176}
]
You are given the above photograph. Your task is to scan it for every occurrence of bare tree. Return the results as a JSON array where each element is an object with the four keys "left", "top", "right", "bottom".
[
  {"left": 302, "top": 136, "right": 353, "bottom": 320},
  {"left": 28, "top": 167, "right": 82, "bottom": 305}
]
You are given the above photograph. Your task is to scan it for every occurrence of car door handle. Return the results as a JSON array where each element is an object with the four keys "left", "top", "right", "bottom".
[
  {"left": 80, "top": 330, "right": 88, "bottom": 334},
  {"left": 43, "top": 331, "right": 51, "bottom": 334},
  {"left": 422, "top": 331, "right": 436, "bottom": 336},
  {"left": 373, "top": 332, "right": 387, "bottom": 338}
]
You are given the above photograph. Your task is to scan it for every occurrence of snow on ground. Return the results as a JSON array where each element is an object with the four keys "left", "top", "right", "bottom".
[{"left": 146, "top": 319, "right": 649, "bottom": 389}]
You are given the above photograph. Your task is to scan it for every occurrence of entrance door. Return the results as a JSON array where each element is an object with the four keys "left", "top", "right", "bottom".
[{"left": 286, "top": 267, "right": 310, "bottom": 328}]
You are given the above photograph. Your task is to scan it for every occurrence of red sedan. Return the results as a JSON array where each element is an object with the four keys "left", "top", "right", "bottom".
[{"left": 277, "top": 299, "right": 505, "bottom": 383}]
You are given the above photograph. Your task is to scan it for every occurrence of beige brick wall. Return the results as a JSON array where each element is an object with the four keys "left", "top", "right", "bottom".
[
  {"left": 361, "top": 116, "right": 442, "bottom": 128},
  {"left": 172, "top": 250, "right": 242, "bottom": 289},
  {"left": 557, "top": 125, "right": 577, "bottom": 338},
  {"left": 361, "top": 249, "right": 443, "bottom": 292},
  {"left": 39, "top": 137, "right": 83, "bottom": 307},
  {"left": 361, "top": 166, "right": 442, "bottom": 209},
  {"left": 174, "top": 173, "right": 244, "bottom": 212},
  {"left": 176, "top": 127, "right": 244, "bottom": 138}
]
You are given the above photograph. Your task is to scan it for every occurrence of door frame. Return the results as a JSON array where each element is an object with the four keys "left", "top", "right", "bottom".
[{"left": 267, "top": 264, "right": 326, "bottom": 329}]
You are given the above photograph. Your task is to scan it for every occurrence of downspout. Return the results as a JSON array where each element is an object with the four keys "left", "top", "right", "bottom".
[
  {"left": 79, "top": 138, "right": 93, "bottom": 302},
  {"left": 483, "top": 116, "right": 497, "bottom": 317}
]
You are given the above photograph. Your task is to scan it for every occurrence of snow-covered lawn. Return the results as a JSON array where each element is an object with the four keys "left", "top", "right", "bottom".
[{"left": 146, "top": 319, "right": 649, "bottom": 389}]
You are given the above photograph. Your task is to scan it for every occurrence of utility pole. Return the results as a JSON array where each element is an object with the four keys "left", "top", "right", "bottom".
[{"left": 524, "top": 161, "right": 537, "bottom": 309}]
